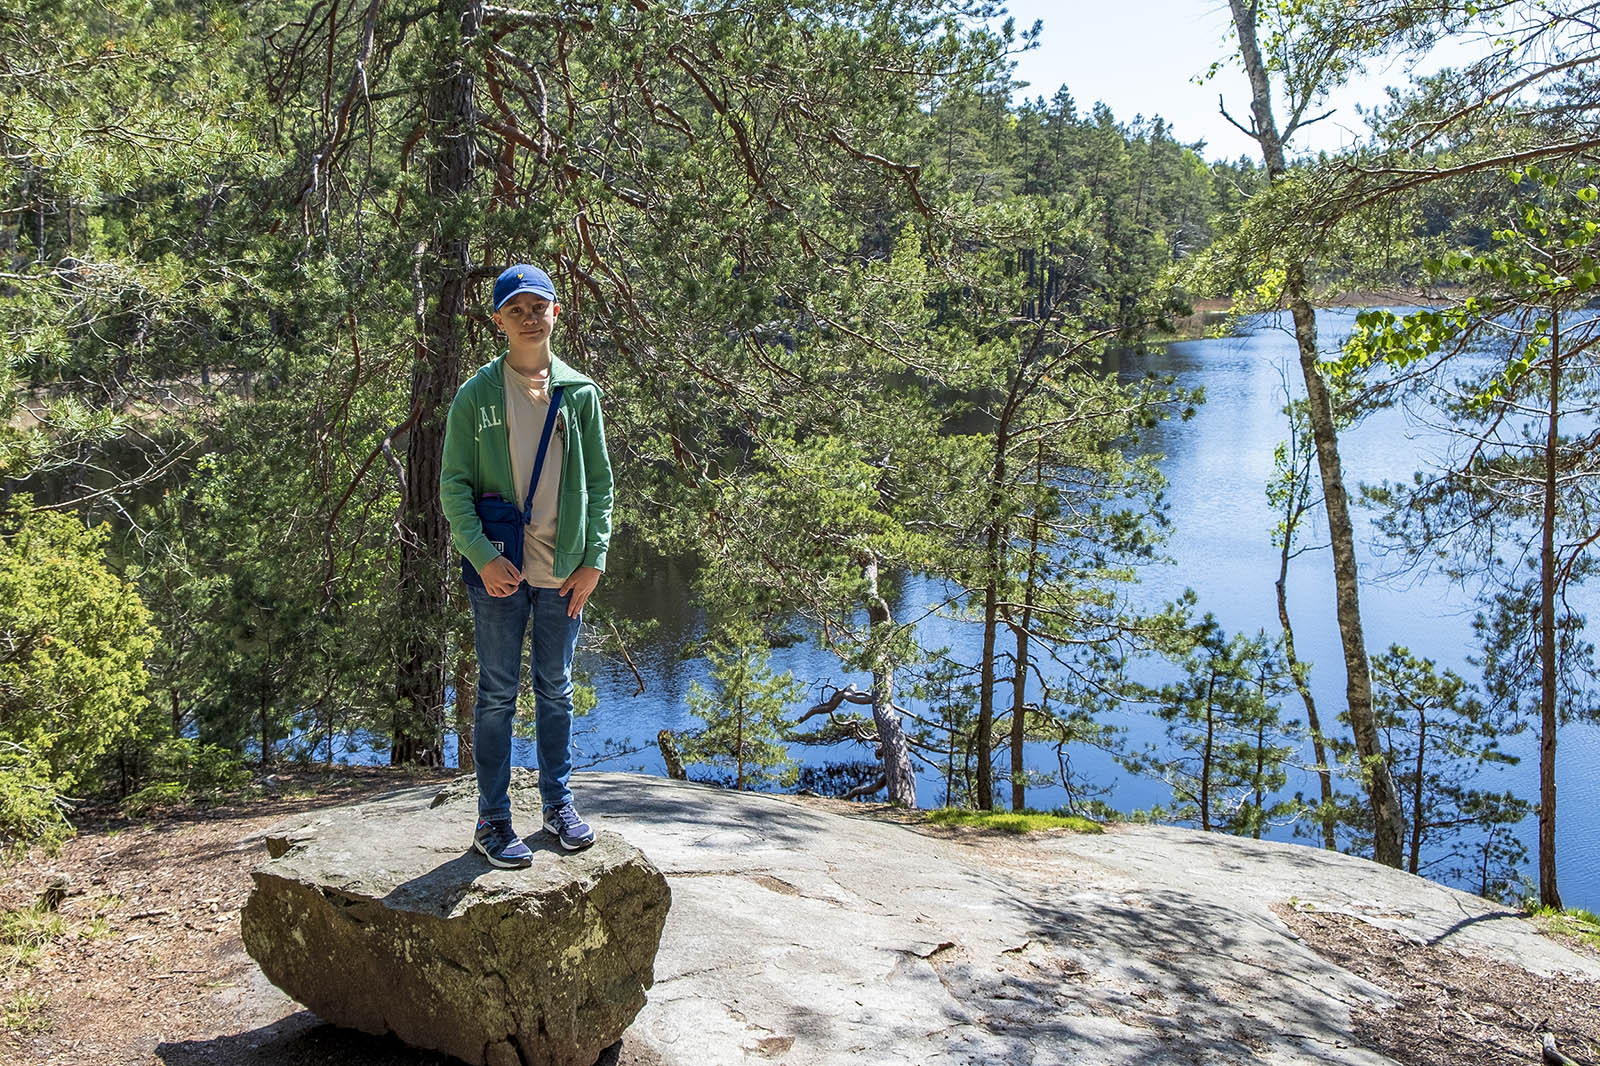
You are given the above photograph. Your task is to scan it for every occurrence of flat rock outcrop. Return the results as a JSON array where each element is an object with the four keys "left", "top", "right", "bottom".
[
  {"left": 240, "top": 770, "right": 669, "bottom": 1066},
  {"left": 567, "top": 773, "right": 1600, "bottom": 1066}
]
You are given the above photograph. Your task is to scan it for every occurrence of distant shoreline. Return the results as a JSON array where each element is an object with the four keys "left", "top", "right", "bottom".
[{"left": 1162, "top": 287, "right": 1445, "bottom": 341}]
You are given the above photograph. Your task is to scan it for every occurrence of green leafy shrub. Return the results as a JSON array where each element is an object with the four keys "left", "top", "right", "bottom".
[
  {"left": 118, "top": 738, "right": 248, "bottom": 816},
  {"left": 0, "top": 498, "right": 157, "bottom": 847},
  {"left": 143, "top": 738, "right": 250, "bottom": 796},
  {"left": 0, "top": 745, "right": 72, "bottom": 856}
]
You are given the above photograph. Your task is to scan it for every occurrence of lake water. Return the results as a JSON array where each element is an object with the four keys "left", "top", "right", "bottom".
[{"left": 406, "top": 309, "right": 1597, "bottom": 912}]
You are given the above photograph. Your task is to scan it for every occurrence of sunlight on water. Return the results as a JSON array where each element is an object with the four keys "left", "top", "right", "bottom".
[{"left": 1119, "top": 309, "right": 1598, "bottom": 909}]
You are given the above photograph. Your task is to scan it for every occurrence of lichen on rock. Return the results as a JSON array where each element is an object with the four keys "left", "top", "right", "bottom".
[{"left": 240, "top": 770, "right": 669, "bottom": 1066}]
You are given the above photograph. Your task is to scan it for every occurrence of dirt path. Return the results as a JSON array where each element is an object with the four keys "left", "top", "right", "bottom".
[{"left": 1, "top": 768, "right": 462, "bottom": 1065}]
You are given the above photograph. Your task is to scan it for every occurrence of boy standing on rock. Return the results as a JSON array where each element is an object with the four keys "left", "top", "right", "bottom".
[{"left": 440, "top": 264, "right": 613, "bottom": 867}]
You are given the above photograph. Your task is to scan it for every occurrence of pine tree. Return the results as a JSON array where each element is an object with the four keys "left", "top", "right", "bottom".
[
  {"left": 683, "top": 633, "right": 803, "bottom": 791},
  {"left": 1371, "top": 646, "right": 1530, "bottom": 891}
]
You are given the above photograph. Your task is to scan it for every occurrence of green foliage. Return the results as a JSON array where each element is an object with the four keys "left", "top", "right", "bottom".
[
  {"left": 0, "top": 744, "right": 72, "bottom": 856},
  {"left": 1528, "top": 906, "right": 1600, "bottom": 951},
  {"left": 1369, "top": 645, "right": 1530, "bottom": 895},
  {"left": 1130, "top": 613, "right": 1301, "bottom": 836},
  {"left": 922, "top": 807, "right": 1102, "bottom": 835},
  {"left": 118, "top": 738, "right": 250, "bottom": 816},
  {"left": 682, "top": 630, "right": 804, "bottom": 791},
  {"left": 0, "top": 900, "right": 66, "bottom": 978},
  {"left": 0, "top": 498, "right": 156, "bottom": 838},
  {"left": 1342, "top": 167, "right": 1600, "bottom": 408},
  {"left": 120, "top": 781, "right": 187, "bottom": 817},
  {"left": 1, "top": 0, "right": 263, "bottom": 483}
]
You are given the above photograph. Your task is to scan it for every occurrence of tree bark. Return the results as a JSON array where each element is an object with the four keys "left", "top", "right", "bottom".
[
  {"left": 977, "top": 517, "right": 1002, "bottom": 810},
  {"left": 1008, "top": 613, "right": 1031, "bottom": 812},
  {"left": 1227, "top": 0, "right": 1406, "bottom": 867},
  {"left": 1410, "top": 710, "right": 1426, "bottom": 875},
  {"left": 1201, "top": 669, "right": 1216, "bottom": 832},
  {"left": 863, "top": 553, "right": 917, "bottom": 807},
  {"left": 393, "top": 0, "right": 482, "bottom": 766},
  {"left": 735, "top": 696, "right": 745, "bottom": 790},
  {"left": 1009, "top": 439, "right": 1044, "bottom": 811},
  {"left": 977, "top": 406, "right": 1014, "bottom": 811},
  {"left": 1539, "top": 311, "right": 1563, "bottom": 909},
  {"left": 1275, "top": 438, "right": 1336, "bottom": 849}
]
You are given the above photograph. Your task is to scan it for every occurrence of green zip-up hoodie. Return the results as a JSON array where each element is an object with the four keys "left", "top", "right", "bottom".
[{"left": 440, "top": 353, "right": 613, "bottom": 579}]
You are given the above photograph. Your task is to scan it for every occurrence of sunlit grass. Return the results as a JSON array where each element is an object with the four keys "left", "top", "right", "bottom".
[
  {"left": 4, "top": 989, "right": 52, "bottom": 1033},
  {"left": 0, "top": 904, "right": 66, "bottom": 978},
  {"left": 1529, "top": 905, "right": 1600, "bottom": 951},
  {"left": 923, "top": 808, "right": 1103, "bottom": 835}
]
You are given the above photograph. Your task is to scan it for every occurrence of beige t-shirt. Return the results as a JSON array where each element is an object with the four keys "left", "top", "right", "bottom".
[{"left": 503, "top": 362, "right": 565, "bottom": 588}]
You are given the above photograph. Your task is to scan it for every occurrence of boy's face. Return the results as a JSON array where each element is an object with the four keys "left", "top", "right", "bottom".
[{"left": 493, "top": 292, "right": 559, "bottom": 345}]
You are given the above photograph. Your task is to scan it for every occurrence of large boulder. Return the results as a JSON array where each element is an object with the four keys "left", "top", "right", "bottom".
[{"left": 240, "top": 769, "right": 670, "bottom": 1066}]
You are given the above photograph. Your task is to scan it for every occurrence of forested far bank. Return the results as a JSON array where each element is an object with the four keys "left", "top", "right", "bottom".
[{"left": 4, "top": 0, "right": 1600, "bottom": 916}]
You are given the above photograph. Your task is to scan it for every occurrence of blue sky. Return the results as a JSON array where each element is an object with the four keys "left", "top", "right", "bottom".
[{"left": 997, "top": 0, "right": 1474, "bottom": 160}]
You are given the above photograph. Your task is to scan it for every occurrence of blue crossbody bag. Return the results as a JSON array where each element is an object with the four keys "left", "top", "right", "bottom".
[{"left": 461, "top": 384, "right": 565, "bottom": 589}]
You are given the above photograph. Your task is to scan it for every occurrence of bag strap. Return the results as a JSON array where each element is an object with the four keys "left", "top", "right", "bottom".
[{"left": 522, "top": 383, "right": 565, "bottom": 524}]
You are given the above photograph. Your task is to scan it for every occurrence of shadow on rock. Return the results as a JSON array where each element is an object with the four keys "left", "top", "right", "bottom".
[
  {"left": 155, "top": 1014, "right": 634, "bottom": 1066},
  {"left": 380, "top": 852, "right": 481, "bottom": 913},
  {"left": 154, "top": 1012, "right": 458, "bottom": 1065}
]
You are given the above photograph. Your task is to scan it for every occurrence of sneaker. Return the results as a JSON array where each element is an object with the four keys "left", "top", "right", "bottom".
[
  {"left": 543, "top": 803, "right": 596, "bottom": 851},
  {"left": 473, "top": 818, "right": 533, "bottom": 868}
]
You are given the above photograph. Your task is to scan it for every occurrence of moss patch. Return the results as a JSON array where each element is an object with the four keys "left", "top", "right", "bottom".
[{"left": 923, "top": 808, "right": 1103, "bottom": 835}]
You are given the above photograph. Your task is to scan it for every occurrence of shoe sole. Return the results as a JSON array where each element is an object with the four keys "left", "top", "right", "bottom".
[
  {"left": 473, "top": 836, "right": 532, "bottom": 869},
  {"left": 543, "top": 822, "right": 596, "bottom": 851}
]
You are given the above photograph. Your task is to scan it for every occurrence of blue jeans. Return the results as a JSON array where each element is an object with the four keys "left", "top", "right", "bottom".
[{"left": 467, "top": 583, "right": 583, "bottom": 820}]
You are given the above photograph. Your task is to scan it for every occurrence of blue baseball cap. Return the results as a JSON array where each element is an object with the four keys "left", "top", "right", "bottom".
[{"left": 492, "top": 264, "right": 558, "bottom": 310}]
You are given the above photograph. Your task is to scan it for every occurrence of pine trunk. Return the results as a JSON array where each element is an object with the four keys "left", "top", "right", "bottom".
[
  {"left": 976, "top": 524, "right": 1001, "bottom": 810},
  {"left": 393, "top": 0, "right": 482, "bottom": 766},
  {"left": 1009, "top": 617, "right": 1031, "bottom": 813},
  {"left": 1410, "top": 712, "right": 1426, "bottom": 875},
  {"left": 1200, "top": 671, "right": 1216, "bottom": 832},
  {"left": 1009, "top": 440, "right": 1045, "bottom": 812},
  {"left": 1276, "top": 462, "right": 1335, "bottom": 848},
  {"left": 1539, "top": 313, "right": 1563, "bottom": 909}
]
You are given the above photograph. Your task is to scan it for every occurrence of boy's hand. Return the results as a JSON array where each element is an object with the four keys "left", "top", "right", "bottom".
[
  {"left": 481, "top": 556, "right": 523, "bottom": 597},
  {"left": 558, "top": 565, "right": 602, "bottom": 617}
]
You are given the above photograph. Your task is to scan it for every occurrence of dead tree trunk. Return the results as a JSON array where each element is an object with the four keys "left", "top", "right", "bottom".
[{"left": 862, "top": 552, "right": 917, "bottom": 807}]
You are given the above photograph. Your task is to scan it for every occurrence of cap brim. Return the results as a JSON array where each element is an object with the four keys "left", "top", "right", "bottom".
[{"left": 494, "top": 282, "right": 558, "bottom": 310}]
